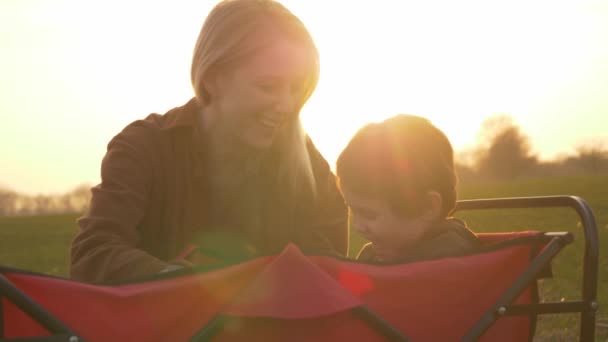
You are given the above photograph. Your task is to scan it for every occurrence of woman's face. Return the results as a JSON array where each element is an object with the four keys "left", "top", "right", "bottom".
[{"left": 208, "top": 33, "right": 314, "bottom": 149}]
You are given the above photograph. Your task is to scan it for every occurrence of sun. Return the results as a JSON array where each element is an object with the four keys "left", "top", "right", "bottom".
[
  {"left": 291, "top": 1, "right": 599, "bottom": 168},
  {"left": 0, "top": 0, "right": 605, "bottom": 194}
]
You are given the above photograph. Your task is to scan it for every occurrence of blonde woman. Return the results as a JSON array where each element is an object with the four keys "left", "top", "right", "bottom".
[{"left": 70, "top": 0, "right": 348, "bottom": 283}]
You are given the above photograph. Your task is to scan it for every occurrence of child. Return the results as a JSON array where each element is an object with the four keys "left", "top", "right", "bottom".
[{"left": 336, "top": 115, "right": 480, "bottom": 262}]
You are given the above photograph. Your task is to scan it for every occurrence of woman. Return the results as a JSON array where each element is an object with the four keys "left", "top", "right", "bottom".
[{"left": 70, "top": 0, "right": 348, "bottom": 283}]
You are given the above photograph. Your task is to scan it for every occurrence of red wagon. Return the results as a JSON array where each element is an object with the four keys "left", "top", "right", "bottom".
[{"left": 0, "top": 196, "right": 600, "bottom": 341}]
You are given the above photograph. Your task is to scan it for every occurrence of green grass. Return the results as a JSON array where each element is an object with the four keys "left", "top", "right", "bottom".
[
  {"left": 459, "top": 175, "right": 608, "bottom": 341},
  {"left": 1, "top": 175, "right": 606, "bottom": 340},
  {"left": 0, "top": 214, "right": 78, "bottom": 276}
]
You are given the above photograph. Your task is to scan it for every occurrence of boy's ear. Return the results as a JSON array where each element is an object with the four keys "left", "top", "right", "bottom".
[{"left": 423, "top": 191, "right": 443, "bottom": 221}]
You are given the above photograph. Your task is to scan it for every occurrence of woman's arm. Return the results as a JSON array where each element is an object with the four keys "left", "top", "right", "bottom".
[{"left": 70, "top": 122, "right": 171, "bottom": 283}]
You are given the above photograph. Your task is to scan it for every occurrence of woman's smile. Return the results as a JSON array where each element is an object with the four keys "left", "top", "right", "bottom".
[{"left": 258, "top": 113, "right": 284, "bottom": 130}]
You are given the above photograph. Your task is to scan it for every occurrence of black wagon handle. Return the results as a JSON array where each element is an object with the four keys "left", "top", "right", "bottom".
[{"left": 454, "top": 195, "right": 599, "bottom": 341}]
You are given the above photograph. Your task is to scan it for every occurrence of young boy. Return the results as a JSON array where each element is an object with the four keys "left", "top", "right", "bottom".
[{"left": 336, "top": 115, "right": 479, "bottom": 262}]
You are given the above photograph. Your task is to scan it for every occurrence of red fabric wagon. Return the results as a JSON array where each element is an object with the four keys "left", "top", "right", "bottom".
[{"left": 0, "top": 196, "right": 600, "bottom": 341}]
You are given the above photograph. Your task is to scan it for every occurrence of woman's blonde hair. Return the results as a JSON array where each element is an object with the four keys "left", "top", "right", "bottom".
[{"left": 191, "top": 0, "right": 320, "bottom": 197}]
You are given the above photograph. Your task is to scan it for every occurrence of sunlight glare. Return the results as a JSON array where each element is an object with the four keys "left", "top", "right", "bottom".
[
  {"left": 1, "top": 0, "right": 606, "bottom": 193},
  {"left": 295, "top": 0, "right": 602, "bottom": 167}
]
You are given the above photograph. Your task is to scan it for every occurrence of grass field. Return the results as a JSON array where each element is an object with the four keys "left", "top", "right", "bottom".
[{"left": 1, "top": 175, "right": 606, "bottom": 340}]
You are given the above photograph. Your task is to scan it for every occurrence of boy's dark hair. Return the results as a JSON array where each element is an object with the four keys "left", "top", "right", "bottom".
[{"left": 336, "top": 114, "right": 457, "bottom": 218}]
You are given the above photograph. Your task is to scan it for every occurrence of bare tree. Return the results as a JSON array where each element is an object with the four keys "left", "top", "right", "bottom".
[
  {"left": 0, "top": 183, "right": 92, "bottom": 217},
  {"left": 473, "top": 115, "right": 538, "bottom": 179},
  {"left": 574, "top": 140, "right": 608, "bottom": 173},
  {"left": 66, "top": 184, "right": 92, "bottom": 213},
  {"left": 0, "top": 189, "right": 18, "bottom": 216}
]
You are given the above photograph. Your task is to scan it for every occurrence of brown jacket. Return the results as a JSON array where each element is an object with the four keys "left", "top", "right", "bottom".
[
  {"left": 357, "top": 218, "right": 479, "bottom": 263},
  {"left": 70, "top": 99, "right": 348, "bottom": 283}
]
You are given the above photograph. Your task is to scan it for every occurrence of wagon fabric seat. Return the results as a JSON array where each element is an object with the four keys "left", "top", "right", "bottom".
[{"left": 1, "top": 231, "right": 548, "bottom": 342}]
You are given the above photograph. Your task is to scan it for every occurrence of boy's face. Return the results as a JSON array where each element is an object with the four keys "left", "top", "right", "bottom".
[{"left": 342, "top": 187, "right": 432, "bottom": 262}]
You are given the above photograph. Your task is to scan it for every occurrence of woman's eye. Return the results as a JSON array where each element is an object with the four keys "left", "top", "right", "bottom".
[
  {"left": 257, "top": 81, "right": 304, "bottom": 96},
  {"left": 258, "top": 83, "right": 279, "bottom": 92}
]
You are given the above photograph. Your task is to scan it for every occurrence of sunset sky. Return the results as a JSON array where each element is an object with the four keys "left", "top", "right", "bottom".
[{"left": 1, "top": 0, "right": 607, "bottom": 195}]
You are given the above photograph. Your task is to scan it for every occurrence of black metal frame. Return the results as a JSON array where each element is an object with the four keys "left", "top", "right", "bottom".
[
  {"left": 189, "top": 306, "right": 411, "bottom": 342},
  {"left": 454, "top": 195, "right": 599, "bottom": 341},
  {"left": 0, "top": 274, "right": 84, "bottom": 342},
  {"left": 0, "top": 195, "right": 599, "bottom": 342}
]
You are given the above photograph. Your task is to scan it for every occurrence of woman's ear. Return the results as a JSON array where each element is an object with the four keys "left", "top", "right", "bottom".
[
  {"left": 423, "top": 191, "right": 443, "bottom": 221},
  {"left": 202, "top": 70, "right": 220, "bottom": 99}
]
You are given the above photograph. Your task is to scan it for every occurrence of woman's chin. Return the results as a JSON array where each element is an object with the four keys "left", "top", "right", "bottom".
[
  {"left": 242, "top": 125, "right": 280, "bottom": 149},
  {"left": 243, "top": 137, "right": 274, "bottom": 150}
]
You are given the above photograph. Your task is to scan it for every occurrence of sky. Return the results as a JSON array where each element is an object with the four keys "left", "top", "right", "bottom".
[{"left": 1, "top": 0, "right": 607, "bottom": 195}]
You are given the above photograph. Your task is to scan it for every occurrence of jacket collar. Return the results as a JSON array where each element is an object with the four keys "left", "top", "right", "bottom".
[{"left": 159, "top": 97, "right": 201, "bottom": 131}]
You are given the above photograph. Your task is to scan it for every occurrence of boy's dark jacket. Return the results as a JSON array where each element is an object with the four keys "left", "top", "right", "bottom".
[{"left": 357, "top": 218, "right": 480, "bottom": 263}]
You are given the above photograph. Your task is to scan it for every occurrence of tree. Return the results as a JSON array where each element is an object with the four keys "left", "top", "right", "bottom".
[
  {"left": 473, "top": 115, "right": 538, "bottom": 179},
  {"left": 66, "top": 184, "right": 92, "bottom": 213},
  {"left": 0, "top": 183, "right": 92, "bottom": 216},
  {"left": 0, "top": 189, "right": 18, "bottom": 216},
  {"left": 574, "top": 140, "right": 608, "bottom": 173}
]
